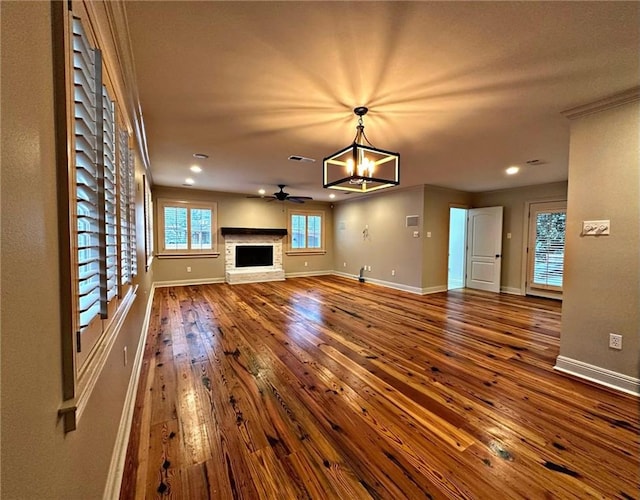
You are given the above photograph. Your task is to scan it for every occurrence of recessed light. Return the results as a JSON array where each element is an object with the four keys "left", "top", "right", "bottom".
[
  {"left": 190, "top": 165, "right": 202, "bottom": 173},
  {"left": 258, "top": 189, "right": 266, "bottom": 195},
  {"left": 193, "top": 153, "right": 209, "bottom": 159},
  {"left": 184, "top": 177, "right": 195, "bottom": 185},
  {"left": 329, "top": 193, "right": 336, "bottom": 199},
  {"left": 506, "top": 166, "right": 520, "bottom": 175}
]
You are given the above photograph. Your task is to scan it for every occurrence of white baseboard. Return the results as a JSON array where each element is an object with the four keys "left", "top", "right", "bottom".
[
  {"left": 103, "top": 284, "right": 157, "bottom": 500},
  {"left": 285, "top": 270, "right": 333, "bottom": 278},
  {"left": 421, "top": 285, "right": 448, "bottom": 295},
  {"left": 154, "top": 277, "right": 225, "bottom": 288},
  {"left": 332, "top": 271, "right": 432, "bottom": 295},
  {"left": 554, "top": 355, "right": 639, "bottom": 397},
  {"left": 501, "top": 286, "right": 524, "bottom": 295}
]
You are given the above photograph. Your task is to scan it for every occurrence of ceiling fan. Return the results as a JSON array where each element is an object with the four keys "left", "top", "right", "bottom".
[{"left": 248, "top": 184, "right": 313, "bottom": 204}]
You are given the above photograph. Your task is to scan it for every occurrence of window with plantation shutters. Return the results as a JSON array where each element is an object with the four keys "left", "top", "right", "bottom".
[
  {"left": 157, "top": 199, "right": 217, "bottom": 255},
  {"left": 73, "top": 17, "right": 101, "bottom": 331},
  {"left": 71, "top": 15, "right": 137, "bottom": 356},
  {"left": 288, "top": 210, "right": 325, "bottom": 254},
  {"left": 526, "top": 201, "right": 566, "bottom": 296},
  {"left": 59, "top": 5, "right": 141, "bottom": 432}
]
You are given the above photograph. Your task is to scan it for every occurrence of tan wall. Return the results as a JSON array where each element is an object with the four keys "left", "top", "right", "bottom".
[
  {"left": 1, "top": 2, "right": 152, "bottom": 497},
  {"left": 333, "top": 186, "right": 425, "bottom": 288},
  {"left": 422, "top": 186, "right": 472, "bottom": 290},
  {"left": 560, "top": 101, "right": 639, "bottom": 378},
  {"left": 152, "top": 186, "right": 334, "bottom": 282},
  {"left": 471, "top": 181, "right": 568, "bottom": 292}
]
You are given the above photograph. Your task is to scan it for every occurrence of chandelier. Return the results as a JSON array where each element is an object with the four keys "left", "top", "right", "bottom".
[{"left": 323, "top": 107, "right": 400, "bottom": 193}]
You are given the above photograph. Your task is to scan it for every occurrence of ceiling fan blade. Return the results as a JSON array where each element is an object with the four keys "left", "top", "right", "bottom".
[
  {"left": 286, "top": 198, "right": 306, "bottom": 203},
  {"left": 289, "top": 196, "right": 313, "bottom": 200},
  {"left": 246, "top": 195, "right": 276, "bottom": 199}
]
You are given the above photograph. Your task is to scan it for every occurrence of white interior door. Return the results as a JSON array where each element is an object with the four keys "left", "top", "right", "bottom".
[{"left": 466, "top": 206, "right": 503, "bottom": 292}]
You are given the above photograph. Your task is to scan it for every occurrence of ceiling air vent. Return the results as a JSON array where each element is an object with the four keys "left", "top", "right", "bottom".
[
  {"left": 288, "top": 155, "right": 316, "bottom": 162},
  {"left": 526, "top": 159, "right": 546, "bottom": 166}
]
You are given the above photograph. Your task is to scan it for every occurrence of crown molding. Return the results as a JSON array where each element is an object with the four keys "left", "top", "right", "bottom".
[{"left": 562, "top": 87, "right": 640, "bottom": 120}]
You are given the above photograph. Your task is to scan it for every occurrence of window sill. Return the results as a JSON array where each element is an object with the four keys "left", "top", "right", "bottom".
[
  {"left": 156, "top": 252, "right": 220, "bottom": 259},
  {"left": 286, "top": 250, "right": 327, "bottom": 256}
]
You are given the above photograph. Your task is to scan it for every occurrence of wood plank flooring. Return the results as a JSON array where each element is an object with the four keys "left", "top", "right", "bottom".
[{"left": 120, "top": 276, "right": 639, "bottom": 499}]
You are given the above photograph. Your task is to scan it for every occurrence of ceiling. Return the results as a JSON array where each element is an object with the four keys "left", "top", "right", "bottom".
[{"left": 125, "top": 1, "right": 639, "bottom": 202}]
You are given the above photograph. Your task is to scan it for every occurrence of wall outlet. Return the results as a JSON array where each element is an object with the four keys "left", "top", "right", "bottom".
[
  {"left": 304, "top": 261, "right": 308, "bottom": 267},
  {"left": 186, "top": 266, "right": 192, "bottom": 273},
  {"left": 609, "top": 333, "right": 622, "bottom": 350},
  {"left": 426, "top": 231, "right": 432, "bottom": 238},
  {"left": 391, "top": 269, "right": 395, "bottom": 276},
  {"left": 343, "top": 262, "right": 346, "bottom": 267},
  {"left": 367, "top": 265, "right": 372, "bottom": 271}
]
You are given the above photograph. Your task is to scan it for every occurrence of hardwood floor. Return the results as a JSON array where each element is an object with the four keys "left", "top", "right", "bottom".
[{"left": 120, "top": 276, "right": 639, "bottom": 499}]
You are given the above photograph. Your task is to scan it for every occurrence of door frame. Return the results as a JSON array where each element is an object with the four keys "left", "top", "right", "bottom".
[
  {"left": 447, "top": 205, "right": 468, "bottom": 290},
  {"left": 520, "top": 197, "right": 568, "bottom": 297}
]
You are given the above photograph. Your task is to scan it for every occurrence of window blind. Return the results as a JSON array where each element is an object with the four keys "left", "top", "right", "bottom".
[{"left": 532, "top": 211, "right": 566, "bottom": 289}]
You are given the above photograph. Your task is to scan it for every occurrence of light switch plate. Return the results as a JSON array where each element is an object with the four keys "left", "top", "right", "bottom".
[{"left": 582, "top": 220, "right": 610, "bottom": 236}]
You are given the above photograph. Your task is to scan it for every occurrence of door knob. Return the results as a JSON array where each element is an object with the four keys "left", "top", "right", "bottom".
[{"left": 495, "top": 254, "right": 501, "bottom": 258}]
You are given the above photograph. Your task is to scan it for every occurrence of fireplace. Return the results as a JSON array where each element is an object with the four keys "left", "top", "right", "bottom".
[
  {"left": 235, "top": 245, "right": 273, "bottom": 268},
  {"left": 221, "top": 227, "right": 287, "bottom": 284}
]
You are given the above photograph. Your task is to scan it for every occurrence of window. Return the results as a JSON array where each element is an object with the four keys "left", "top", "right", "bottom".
[
  {"left": 158, "top": 199, "right": 217, "bottom": 255},
  {"left": 288, "top": 210, "right": 325, "bottom": 253},
  {"left": 527, "top": 201, "right": 566, "bottom": 295},
  {"left": 57, "top": 4, "right": 140, "bottom": 432},
  {"left": 70, "top": 15, "right": 137, "bottom": 367}
]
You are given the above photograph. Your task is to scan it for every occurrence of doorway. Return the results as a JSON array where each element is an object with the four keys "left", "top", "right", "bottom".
[{"left": 448, "top": 207, "right": 467, "bottom": 290}]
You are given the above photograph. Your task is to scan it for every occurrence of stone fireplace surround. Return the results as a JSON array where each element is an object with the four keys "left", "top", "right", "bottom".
[{"left": 221, "top": 227, "right": 287, "bottom": 284}]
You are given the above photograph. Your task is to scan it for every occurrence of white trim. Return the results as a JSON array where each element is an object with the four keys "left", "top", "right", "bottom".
[
  {"left": 59, "top": 287, "right": 138, "bottom": 428},
  {"left": 103, "top": 284, "right": 156, "bottom": 500},
  {"left": 154, "top": 277, "right": 225, "bottom": 288},
  {"left": 554, "top": 355, "right": 639, "bottom": 397},
  {"left": 562, "top": 87, "right": 640, "bottom": 120},
  {"left": 500, "top": 286, "right": 524, "bottom": 295},
  {"left": 420, "top": 285, "right": 448, "bottom": 295},
  {"left": 521, "top": 197, "right": 568, "bottom": 297},
  {"left": 332, "top": 271, "right": 433, "bottom": 295},
  {"left": 285, "top": 270, "right": 333, "bottom": 278}
]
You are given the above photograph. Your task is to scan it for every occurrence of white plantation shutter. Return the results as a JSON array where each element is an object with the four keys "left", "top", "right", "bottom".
[
  {"left": 73, "top": 17, "right": 101, "bottom": 330},
  {"left": 103, "top": 87, "right": 118, "bottom": 303},
  {"left": 129, "top": 149, "right": 137, "bottom": 276},
  {"left": 118, "top": 128, "right": 131, "bottom": 287}
]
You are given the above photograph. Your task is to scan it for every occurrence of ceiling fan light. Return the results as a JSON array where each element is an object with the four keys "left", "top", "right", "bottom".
[{"left": 323, "top": 107, "right": 399, "bottom": 193}]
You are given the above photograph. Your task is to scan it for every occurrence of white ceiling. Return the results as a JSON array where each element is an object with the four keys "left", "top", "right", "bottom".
[{"left": 125, "top": 1, "right": 639, "bottom": 202}]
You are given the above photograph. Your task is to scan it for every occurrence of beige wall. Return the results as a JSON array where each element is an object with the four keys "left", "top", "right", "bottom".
[
  {"left": 152, "top": 186, "right": 334, "bottom": 282},
  {"left": 1, "top": 2, "right": 152, "bottom": 497},
  {"left": 560, "top": 101, "right": 639, "bottom": 378},
  {"left": 422, "top": 186, "right": 472, "bottom": 290},
  {"left": 333, "top": 186, "right": 425, "bottom": 289},
  {"left": 471, "top": 181, "right": 568, "bottom": 292}
]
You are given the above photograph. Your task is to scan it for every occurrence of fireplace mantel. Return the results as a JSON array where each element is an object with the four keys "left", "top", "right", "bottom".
[{"left": 221, "top": 227, "right": 287, "bottom": 236}]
